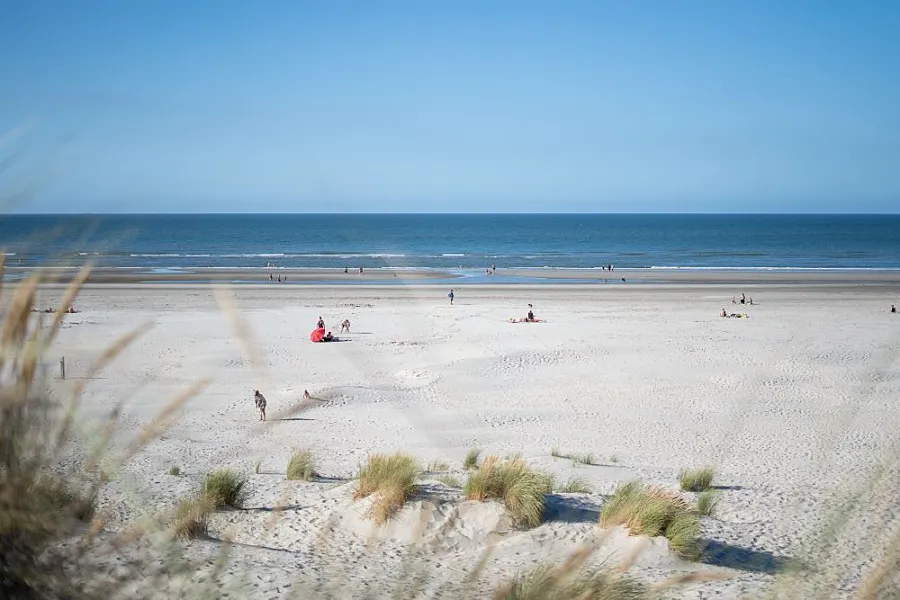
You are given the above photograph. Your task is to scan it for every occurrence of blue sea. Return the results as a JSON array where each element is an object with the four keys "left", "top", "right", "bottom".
[{"left": 1, "top": 214, "right": 899, "bottom": 274}]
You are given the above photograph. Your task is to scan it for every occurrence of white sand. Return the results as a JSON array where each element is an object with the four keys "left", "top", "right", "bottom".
[{"left": 30, "top": 283, "right": 900, "bottom": 597}]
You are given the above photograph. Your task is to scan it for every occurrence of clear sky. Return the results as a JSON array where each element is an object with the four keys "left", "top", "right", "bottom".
[{"left": 1, "top": 1, "right": 899, "bottom": 213}]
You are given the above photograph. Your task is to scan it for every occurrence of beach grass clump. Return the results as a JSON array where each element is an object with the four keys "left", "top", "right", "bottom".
[
  {"left": 697, "top": 490, "right": 719, "bottom": 517},
  {"left": 172, "top": 496, "right": 211, "bottom": 540},
  {"left": 286, "top": 449, "right": 316, "bottom": 481},
  {"left": 557, "top": 476, "right": 593, "bottom": 495},
  {"left": 679, "top": 467, "right": 715, "bottom": 492},
  {"left": 550, "top": 448, "right": 594, "bottom": 465},
  {"left": 494, "top": 561, "right": 647, "bottom": 600},
  {"left": 354, "top": 452, "right": 419, "bottom": 524},
  {"left": 600, "top": 481, "right": 701, "bottom": 560},
  {"left": 201, "top": 468, "right": 247, "bottom": 509},
  {"left": 168, "top": 465, "right": 181, "bottom": 476},
  {"left": 437, "top": 474, "right": 462, "bottom": 488},
  {"left": 464, "top": 447, "right": 482, "bottom": 470},
  {"left": 464, "top": 456, "right": 553, "bottom": 528}
]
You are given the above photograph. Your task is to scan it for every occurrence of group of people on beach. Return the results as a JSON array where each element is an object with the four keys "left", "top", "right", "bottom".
[
  {"left": 313, "top": 315, "right": 351, "bottom": 343},
  {"left": 732, "top": 292, "right": 754, "bottom": 305},
  {"left": 35, "top": 306, "right": 78, "bottom": 314},
  {"left": 510, "top": 304, "right": 541, "bottom": 323}
]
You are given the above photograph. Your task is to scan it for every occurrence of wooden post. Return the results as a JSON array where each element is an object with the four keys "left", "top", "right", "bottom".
[{"left": 60, "top": 356, "right": 66, "bottom": 380}]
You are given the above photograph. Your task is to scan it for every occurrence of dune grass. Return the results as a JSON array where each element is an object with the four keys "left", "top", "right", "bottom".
[
  {"left": 697, "top": 490, "right": 719, "bottom": 517},
  {"left": 600, "top": 481, "right": 701, "bottom": 560},
  {"left": 437, "top": 474, "right": 462, "bottom": 488},
  {"left": 168, "top": 465, "right": 181, "bottom": 476},
  {"left": 463, "top": 447, "right": 481, "bottom": 470},
  {"left": 172, "top": 496, "right": 211, "bottom": 540},
  {"left": 493, "top": 558, "right": 647, "bottom": 599},
  {"left": 427, "top": 459, "right": 450, "bottom": 472},
  {"left": 550, "top": 448, "right": 595, "bottom": 465},
  {"left": 679, "top": 467, "right": 715, "bottom": 492},
  {"left": 464, "top": 456, "right": 553, "bottom": 528},
  {"left": 201, "top": 468, "right": 247, "bottom": 509},
  {"left": 354, "top": 452, "right": 419, "bottom": 524},
  {"left": 286, "top": 449, "right": 316, "bottom": 481},
  {"left": 556, "top": 476, "right": 593, "bottom": 495}
]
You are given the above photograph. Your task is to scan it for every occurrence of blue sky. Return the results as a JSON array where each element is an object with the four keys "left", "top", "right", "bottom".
[{"left": 1, "top": 1, "right": 899, "bottom": 213}]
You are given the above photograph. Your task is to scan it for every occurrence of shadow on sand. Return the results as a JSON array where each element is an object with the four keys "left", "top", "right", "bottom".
[
  {"left": 701, "top": 540, "right": 793, "bottom": 574},
  {"left": 543, "top": 495, "right": 600, "bottom": 524}
]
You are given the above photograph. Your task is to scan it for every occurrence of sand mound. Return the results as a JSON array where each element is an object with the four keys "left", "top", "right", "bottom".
[{"left": 337, "top": 497, "right": 513, "bottom": 552}]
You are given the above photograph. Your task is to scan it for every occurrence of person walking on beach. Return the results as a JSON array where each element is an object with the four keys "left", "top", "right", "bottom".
[
  {"left": 448, "top": 289, "right": 455, "bottom": 305},
  {"left": 253, "top": 390, "right": 267, "bottom": 422},
  {"left": 317, "top": 316, "right": 325, "bottom": 329}
]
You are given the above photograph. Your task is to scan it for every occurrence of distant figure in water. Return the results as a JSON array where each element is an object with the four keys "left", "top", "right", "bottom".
[
  {"left": 253, "top": 390, "right": 267, "bottom": 422},
  {"left": 345, "top": 267, "right": 349, "bottom": 274},
  {"left": 277, "top": 275, "right": 282, "bottom": 283}
]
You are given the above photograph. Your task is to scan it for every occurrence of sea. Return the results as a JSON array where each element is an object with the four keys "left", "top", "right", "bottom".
[{"left": 1, "top": 214, "right": 899, "bottom": 278}]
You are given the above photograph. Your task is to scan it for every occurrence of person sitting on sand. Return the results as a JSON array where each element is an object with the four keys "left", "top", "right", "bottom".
[
  {"left": 323, "top": 332, "right": 335, "bottom": 342},
  {"left": 303, "top": 389, "right": 311, "bottom": 400},
  {"left": 720, "top": 308, "right": 728, "bottom": 318},
  {"left": 340, "top": 319, "right": 351, "bottom": 334},
  {"left": 253, "top": 390, "right": 267, "bottom": 422},
  {"left": 526, "top": 304, "right": 535, "bottom": 322}
]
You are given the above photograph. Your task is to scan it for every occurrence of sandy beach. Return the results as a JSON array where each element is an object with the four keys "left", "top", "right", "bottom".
[
  {"left": 20, "top": 280, "right": 900, "bottom": 597},
  {"left": 7, "top": 265, "right": 900, "bottom": 286}
]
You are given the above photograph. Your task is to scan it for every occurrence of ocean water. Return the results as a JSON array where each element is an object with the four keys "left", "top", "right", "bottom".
[{"left": 1, "top": 214, "right": 899, "bottom": 272}]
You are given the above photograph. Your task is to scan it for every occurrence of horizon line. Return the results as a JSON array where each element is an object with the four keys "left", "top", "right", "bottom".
[{"left": 6, "top": 211, "right": 900, "bottom": 217}]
